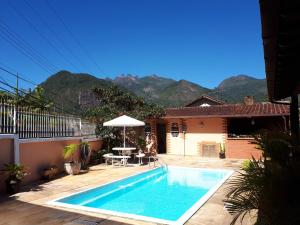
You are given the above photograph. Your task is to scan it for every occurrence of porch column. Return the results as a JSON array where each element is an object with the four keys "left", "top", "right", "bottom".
[{"left": 290, "top": 94, "right": 299, "bottom": 145}]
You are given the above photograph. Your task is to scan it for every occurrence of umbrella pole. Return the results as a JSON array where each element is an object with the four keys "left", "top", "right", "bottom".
[{"left": 123, "top": 126, "right": 126, "bottom": 148}]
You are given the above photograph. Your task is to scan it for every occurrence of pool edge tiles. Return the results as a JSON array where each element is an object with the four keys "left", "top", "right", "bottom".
[
  {"left": 47, "top": 166, "right": 234, "bottom": 225},
  {"left": 175, "top": 167, "right": 234, "bottom": 225}
]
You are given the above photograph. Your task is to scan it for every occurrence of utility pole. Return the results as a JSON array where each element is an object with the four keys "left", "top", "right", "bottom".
[
  {"left": 14, "top": 73, "right": 19, "bottom": 134},
  {"left": 16, "top": 73, "right": 19, "bottom": 103}
]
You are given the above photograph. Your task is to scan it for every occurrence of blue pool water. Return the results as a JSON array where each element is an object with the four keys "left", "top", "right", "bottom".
[{"left": 53, "top": 167, "right": 233, "bottom": 224}]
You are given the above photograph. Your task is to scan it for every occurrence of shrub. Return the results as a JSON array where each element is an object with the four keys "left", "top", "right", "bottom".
[{"left": 224, "top": 130, "right": 300, "bottom": 225}]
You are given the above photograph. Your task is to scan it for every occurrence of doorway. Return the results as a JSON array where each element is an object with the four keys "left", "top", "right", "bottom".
[{"left": 156, "top": 123, "right": 166, "bottom": 154}]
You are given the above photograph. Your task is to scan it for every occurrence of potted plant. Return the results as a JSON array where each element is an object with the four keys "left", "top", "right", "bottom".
[
  {"left": 42, "top": 165, "right": 58, "bottom": 180},
  {"left": 219, "top": 143, "right": 226, "bottom": 159},
  {"left": 2, "top": 163, "right": 28, "bottom": 194},
  {"left": 63, "top": 144, "right": 81, "bottom": 175},
  {"left": 80, "top": 142, "right": 90, "bottom": 170}
]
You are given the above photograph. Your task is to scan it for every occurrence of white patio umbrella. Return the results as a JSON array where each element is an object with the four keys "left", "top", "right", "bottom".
[{"left": 103, "top": 115, "right": 145, "bottom": 147}]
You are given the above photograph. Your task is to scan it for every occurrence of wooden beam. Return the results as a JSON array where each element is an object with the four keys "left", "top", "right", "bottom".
[{"left": 290, "top": 94, "right": 299, "bottom": 145}]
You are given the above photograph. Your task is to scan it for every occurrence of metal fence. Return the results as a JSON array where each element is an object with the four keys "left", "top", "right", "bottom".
[{"left": 0, "top": 99, "right": 85, "bottom": 139}]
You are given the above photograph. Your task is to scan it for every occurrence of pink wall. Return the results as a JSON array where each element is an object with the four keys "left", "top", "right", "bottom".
[
  {"left": 19, "top": 138, "right": 103, "bottom": 184},
  {"left": 88, "top": 140, "right": 103, "bottom": 151},
  {"left": 20, "top": 139, "right": 82, "bottom": 183},
  {"left": 0, "top": 138, "right": 14, "bottom": 193},
  {"left": 0, "top": 138, "right": 103, "bottom": 193}
]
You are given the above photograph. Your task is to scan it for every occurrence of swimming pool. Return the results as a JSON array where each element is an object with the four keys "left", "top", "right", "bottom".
[{"left": 49, "top": 166, "right": 233, "bottom": 225}]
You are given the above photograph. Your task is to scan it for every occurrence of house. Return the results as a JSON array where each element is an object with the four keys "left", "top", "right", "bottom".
[
  {"left": 185, "top": 94, "right": 225, "bottom": 107},
  {"left": 147, "top": 95, "right": 290, "bottom": 159},
  {"left": 260, "top": 0, "right": 300, "bottom": 144}
]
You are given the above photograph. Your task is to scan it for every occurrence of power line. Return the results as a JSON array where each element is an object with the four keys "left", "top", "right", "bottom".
[
  {"left": 0, "top": 31, "right": 55, "bottom": 74},
  {"left": 0, "top": 78, "right": 65, "bottom": 112},
  {"left": 0, "top": 74, "right": 10, "bottom": 84},
  {"left": 0, "top": 79, "right": 51, "bottom": 105},
  {"left": 23, "top": 0, "right": 90, "bottom": 72},
  {"left": 0, "top": 86, "right": 18, "bottom": 97},
  {"left": 0, "top": 66, "right": 37, "bottom": 86},
  {"left": 45, "top": 0, "right": 105, "bottom": 75},
  {"left": 0, "top": 66, "right": 80, "bottom": 111},
  {"left": 0, "top": 21, "right": 58, "bottom": 71},
  {"left": 0, "top": 70, "right": 72, "bottom": 113},
  {"left": 8, "top": 0, "right": 81, "bottom": 72},
  {"left": 0, "top": 85, "right": 54, "bottom": 111},
  {"left": 0, "top": 21, "right": 58, "bottom": 73},
  {"left": 0, "top": 82, "right": 44, "bottom": 108}
]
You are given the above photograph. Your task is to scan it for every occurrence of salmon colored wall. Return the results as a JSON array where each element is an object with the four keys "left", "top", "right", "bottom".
[
  {"left": 20, "top": 139, "right": 81, "bottom": 183},
  {"left": 0, "top": 138, "right": 14, "bottom": 193},
  {"left": 19, "top": 139, "right": 103, "bottom": 184},
  {"left": 166, "top": 118, "right": 226, "bottom": 156},
  {"left": 88, "top": 140, "right": 103, "bottom": 151},
  {"left": 226, "top": 139, "right": 262, "bottom": 159}
]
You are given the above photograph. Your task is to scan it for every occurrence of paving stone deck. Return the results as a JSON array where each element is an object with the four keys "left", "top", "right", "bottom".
[{"left": 0, "top": 155, "right": 257, "bottom": 225}]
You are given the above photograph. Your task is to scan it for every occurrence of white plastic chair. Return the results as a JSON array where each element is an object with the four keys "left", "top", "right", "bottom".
[
  {"left": 103, "top": 153, "right": 113, "bottom": 165},
  {"left": 136, "top": 153, "right": 145, "bottom": 165}
]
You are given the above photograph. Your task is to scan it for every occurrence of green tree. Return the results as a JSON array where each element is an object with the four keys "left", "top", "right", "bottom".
[
  {"left": 84, "top": 85, "right": 164, "bottom": 150},
  {"left": 18, "top": 86, "right": 54, "bottom": 111}
]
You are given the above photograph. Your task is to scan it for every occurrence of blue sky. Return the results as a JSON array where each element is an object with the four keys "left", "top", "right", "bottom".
[{"left": 0, "top": 0, "right": 264, "bottom": 90}]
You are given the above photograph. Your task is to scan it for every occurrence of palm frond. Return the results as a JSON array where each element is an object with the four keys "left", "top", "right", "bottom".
[
  {"left": 224, "top": 158, "right": 265, "bottom": 224},
  {"left": 63, "top": 144, "right": 78, "bottom": 160}
]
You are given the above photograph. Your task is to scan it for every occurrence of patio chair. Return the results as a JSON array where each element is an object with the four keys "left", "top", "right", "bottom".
[
  {"left": 107, "top": 155, "right": 130, "bottom": 166},
  {"left": 136, "top": 151, "right": 145, "bottom": 165},
  {"left": 103, "top": 153, "right": 113, "bottom": 165}
]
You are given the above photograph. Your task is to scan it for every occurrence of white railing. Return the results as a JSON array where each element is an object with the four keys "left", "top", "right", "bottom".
[
  {"left": 0, "top": 99, "right": 84, "bottom": 139},
  {"left": 148, "top": 155, "right": 168, "bottom": 172},
  {"left": 0, "top": 99, "right": 15, "bottom": 134}
]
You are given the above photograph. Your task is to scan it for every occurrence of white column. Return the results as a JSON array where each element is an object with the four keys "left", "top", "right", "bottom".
[
  {"left": 14, "top": 134, "right": 20, "bottom": 164},
  {"left": 123, "top": 126, "right": 126, "bottom": 147}
]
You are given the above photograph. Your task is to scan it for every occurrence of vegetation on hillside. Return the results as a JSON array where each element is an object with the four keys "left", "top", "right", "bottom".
[
  {"left": 40, "top": 71, "right": 268, "bottom": 112},
  {"left": 40, "top": 70, "right": 111, "bottom": 114},
  {"left": 211, "top": 75, "right": 268, "bottom": 103},
  {"left": 114, "top": 74, "right": 268, "bottom": 105},
  {"left": 1, "top": 86, "right": 53, "bottom": 111}
]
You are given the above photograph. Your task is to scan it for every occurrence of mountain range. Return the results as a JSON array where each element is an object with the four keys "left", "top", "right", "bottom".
[{"left": 40, "top": 70, "right": 268, "bottom": 113}]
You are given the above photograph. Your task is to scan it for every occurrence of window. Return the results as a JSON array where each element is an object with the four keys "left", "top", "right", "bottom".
[
  {"left": 171, "top": 123, "right": 179, "bottom": 137},
  {"left": 200, "top": 103, "right": 210, "bottom": 107},
  {"left": 227, "top": 117, "right": 286, "bottom": 139},
  {"left": 227, "top": 118, "right": 256, "bottom": 138}
]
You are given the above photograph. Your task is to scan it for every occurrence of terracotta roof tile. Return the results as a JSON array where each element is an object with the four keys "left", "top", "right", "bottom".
[{"left": 165, "top": 103, "right": 290, "bottom": 118}]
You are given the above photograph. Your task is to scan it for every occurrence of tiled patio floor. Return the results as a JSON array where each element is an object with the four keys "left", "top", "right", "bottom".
[{"left": 0, "top": 155, "right": 257, "bottom": 225}]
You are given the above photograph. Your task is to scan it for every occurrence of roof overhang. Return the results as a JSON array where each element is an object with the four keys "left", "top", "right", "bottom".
[
  {"left": 165, "top": 103, "right": 290, "bottom": 119},
  {"left": 260, "top": 0, "right": 300, "bottom": 100},
  {"left": 163, "top": 114, "right": 289, "bottom": 119}
]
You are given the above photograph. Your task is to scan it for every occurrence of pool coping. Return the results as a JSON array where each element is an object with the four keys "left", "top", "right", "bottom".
[{"left": 47, "top": 166, "right": 234, "bottom": 225}]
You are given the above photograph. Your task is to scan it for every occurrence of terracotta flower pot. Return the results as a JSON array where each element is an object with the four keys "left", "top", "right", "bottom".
[{"left": 64, "top": 162, "right": 81, "bottom": 175}]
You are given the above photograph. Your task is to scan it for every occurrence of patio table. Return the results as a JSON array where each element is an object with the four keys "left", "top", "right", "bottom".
[
  {"left": 106, "top": 155, "right": 130, "bottom": 166},
  {"left": 112, "top": 147, "right": 136, "bottom": 156}
]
